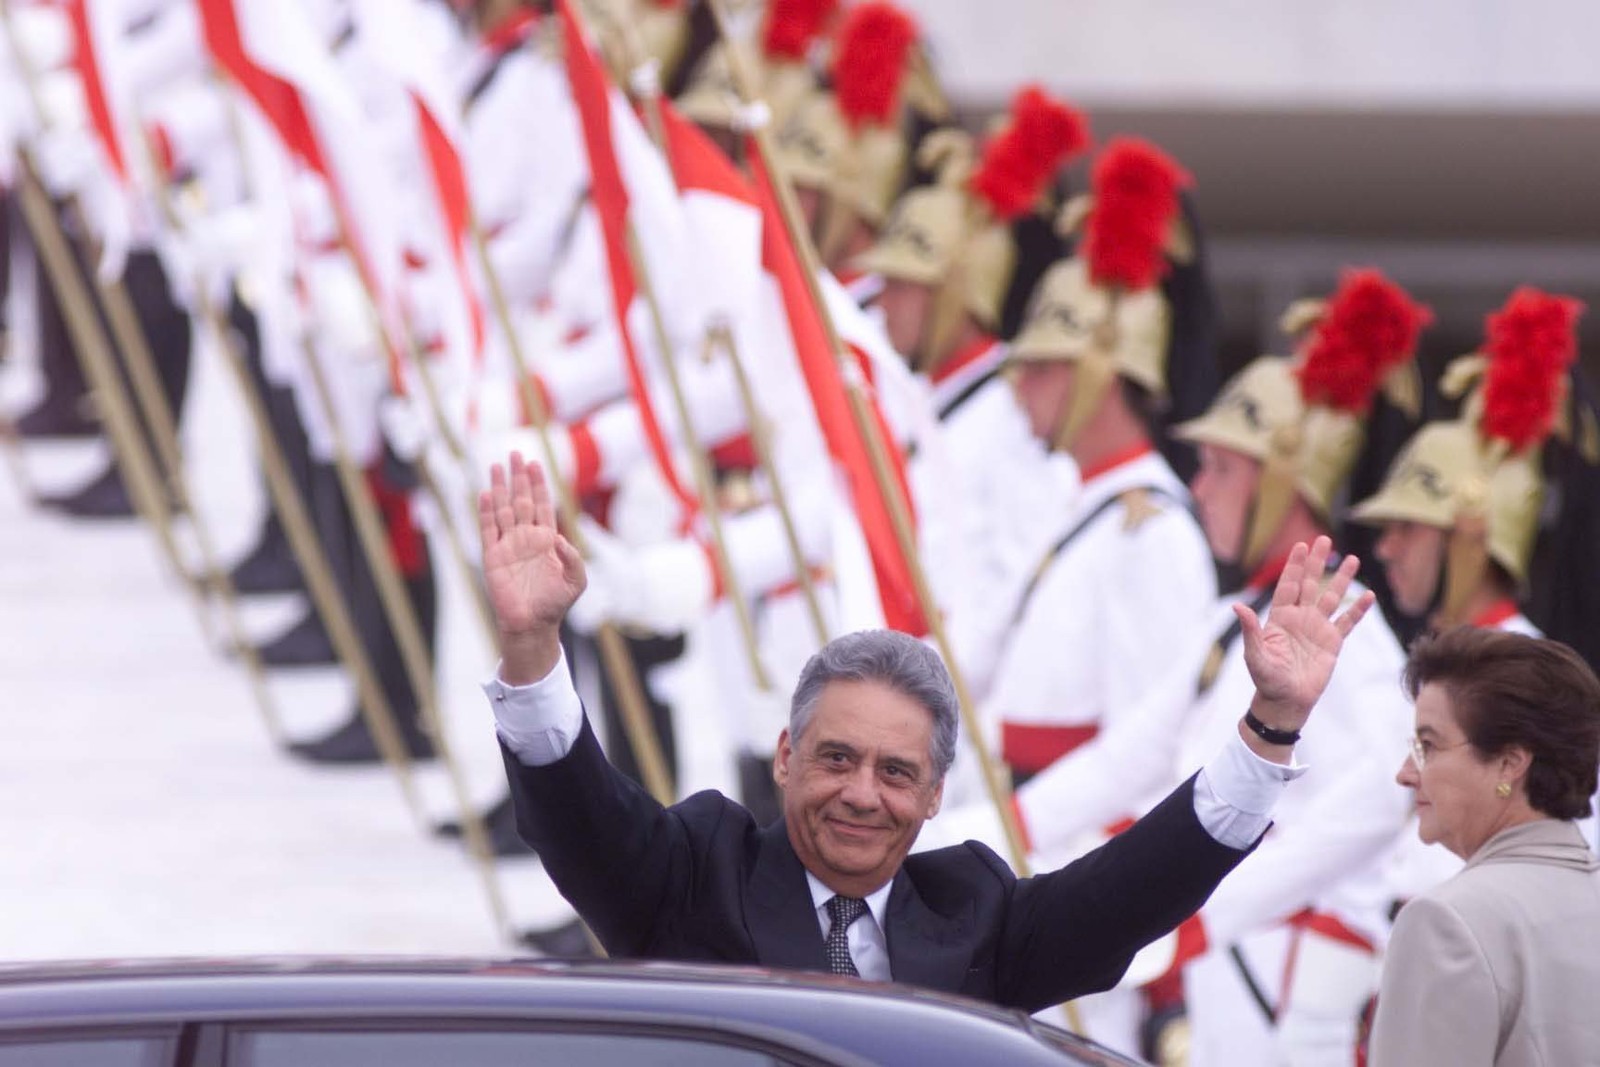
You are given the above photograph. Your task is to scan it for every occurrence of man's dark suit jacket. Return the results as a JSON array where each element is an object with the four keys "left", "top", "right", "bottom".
[{"left": 504, "top": 717, "right": 1253, "bottom": 1014}]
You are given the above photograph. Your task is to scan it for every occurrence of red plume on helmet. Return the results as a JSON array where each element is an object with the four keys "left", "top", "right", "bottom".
[
  {"left": 1295, "top": 269, "right": 1432, "bottom": 416},
  {"left": 1481, "top": 287, "right": 1585, "bottom": 453},
  {"left": 1082, "top": 136, "right": 1191, "bottom": 292},
  {"left": 830, "top": 2, "right": 917, "bottom": 130},
  {"left": 967, "top": 85, "right": 1091, "bottom": 222},
  {"left": 763, "top": 0, "right": 840, "bottom": 62}
]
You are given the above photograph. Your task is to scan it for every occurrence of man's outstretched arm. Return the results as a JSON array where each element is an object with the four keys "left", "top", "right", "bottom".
[{"left": 478, "top": 453, "right": 686, "bottom": 953}]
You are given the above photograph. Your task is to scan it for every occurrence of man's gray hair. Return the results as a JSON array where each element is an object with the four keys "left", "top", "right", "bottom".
[{"left": 789, "top": 629, "right": 960, "bottom": 779}]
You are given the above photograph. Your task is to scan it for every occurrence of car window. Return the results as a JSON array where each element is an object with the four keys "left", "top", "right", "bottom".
[
  {"left": 0, "top": 1034, "right": 173, "bottom": 1067},
  {"left": 229, "top": 1028, "right": 800, "bottom": 1067}
]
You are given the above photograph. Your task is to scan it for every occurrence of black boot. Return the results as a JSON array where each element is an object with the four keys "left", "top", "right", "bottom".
[
  {"left": 287, "top": 707, "right": 436, "bottom": 764},
  {"left": 38, "top": 466, "right": 136, "bottom": 519},
  {"left": 18, "top": 209, "right": 95, "bottom": 440},
  {"left": 292, "top": 474, "right": 440, "bottom": 764},
  {"left": 435, "top": 795, "right": 536, "bottom": 858},
  {"left": 229, "top": 513, "right": 303, "bottom": 594},
  {"left": 15, "top": 391, "right": 97, "bottom": 439},
  {"left": 117, "top": 251, "right": 192, "bottom": 464},
  {"left": 255, "top": 609, "right": 338, "bottom": 667}
]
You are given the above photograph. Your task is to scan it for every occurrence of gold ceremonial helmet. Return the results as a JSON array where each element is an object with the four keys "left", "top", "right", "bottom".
[
  {"left": 1349, "top": 289, "right": 1595, "bottom": 622},
  {"left": 855, "top": 88, "right": 1091, "bottom": 371},
  {"left": 635, "top": 0, "right": 691, "bottom": 85},
  {"left": 578, "top": 0, "right": 689, "bottom": 87},
  {"left": 851, "top": 132, "right": 1011, "bottom": 366},
  {"left": 1349, "top": 419, "right": 1541, "bottom": 599},
  {"left": 674, "top": 40, "right": 817, "bottom": 130},
  {"left": 771, "top": 2, "right": 941, "bottom": 263},
  {"left": 675, "top": 0, "right": 838, "bottom": 131},
  {"left": 1008, "top": 138, "right": 1194, "bottom": 451},
  {"left": 1010, "top": 259, "right": 1170, "bottom": 450},
  {"left": 1175, "top": 273, "right": 1430, "bottom": 569}
]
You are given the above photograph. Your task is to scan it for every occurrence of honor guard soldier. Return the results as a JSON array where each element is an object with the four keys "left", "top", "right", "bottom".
[
  {"left": 976, "top": 271, "right": 1429, "bottom": 1066},
  {"left": 1351, "top": 288, "right": 1600, "bottom": 896},
  {"left": 851, "top": 87, "right": 1092, "bottom": 695},
  {"left": 771, "top": 1, "right": 943, "bottom": 300},
  {"left": 937, "top": 138, "right": 1216, "bottom": 1057}
]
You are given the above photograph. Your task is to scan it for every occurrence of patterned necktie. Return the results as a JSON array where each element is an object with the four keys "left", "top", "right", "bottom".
[{"left": 824, "top": 895, "right": 869, "bottom": 977}]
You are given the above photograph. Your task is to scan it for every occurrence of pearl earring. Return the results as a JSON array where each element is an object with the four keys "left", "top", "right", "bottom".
[{"left": 1495, "top": 782, "right": 1512, "bottom": 798}]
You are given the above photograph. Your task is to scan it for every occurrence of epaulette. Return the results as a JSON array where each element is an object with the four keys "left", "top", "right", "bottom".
[
  {"left": 1007, "top": 484, "right": 1179, "bottom": 630},
  {"left": 1118, "top": 487, "right": 1165, "bottom": 533}
]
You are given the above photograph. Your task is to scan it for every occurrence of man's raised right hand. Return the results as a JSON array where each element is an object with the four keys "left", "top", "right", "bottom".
[{"left": 479, "top": 452, "right": 587, "bottom": 685}]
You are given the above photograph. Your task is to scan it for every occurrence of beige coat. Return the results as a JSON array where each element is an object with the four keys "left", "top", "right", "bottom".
[{"left": 1369, "top": 819, "right": 1600, "bottom": 1066}]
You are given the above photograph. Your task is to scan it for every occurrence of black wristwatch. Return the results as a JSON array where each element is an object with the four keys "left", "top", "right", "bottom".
[{"left": 1243, "top": 707, "right": 1301, "bottom": 747}]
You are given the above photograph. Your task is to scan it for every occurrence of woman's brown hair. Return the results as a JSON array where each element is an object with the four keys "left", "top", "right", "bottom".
[{"left": 1405, "top": 627, "right": 1600, "bottom": 820}]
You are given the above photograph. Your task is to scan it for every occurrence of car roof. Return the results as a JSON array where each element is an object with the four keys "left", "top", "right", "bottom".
[{"left": 0, "top": 957, "right": 1142, "bottom": 1066}]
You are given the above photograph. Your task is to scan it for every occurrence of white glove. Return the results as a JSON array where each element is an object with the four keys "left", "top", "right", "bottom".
[
  {"left": 184, "top": 203, "right": 261, "bottom": 280},
  {"left": 378, "top": 393, "right": 428, "bottom": 462},
  {"left": 38, "top": 69, "right": 87, "bottom": 131},
  {"left": 33, "top": 127, "right": 97, "bottom": 196},
  {"left": 11, "top": 7, "right": 72, "bottom": 72},
  {"left": 609, "top": 450, "right": 694, "bottom": 548},
  {"left": 305, "top": 256, "right": 379, "bottom": 361},
  {"left": 573, "top": 515, "right": 714, "bottom": 634}
]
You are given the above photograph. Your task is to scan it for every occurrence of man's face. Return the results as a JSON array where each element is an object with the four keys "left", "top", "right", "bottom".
[
  {"left": 1010, "top": 360, "right": 1076, "bottom": 446},
  {"left": 774, "top": 680, "right": 944, "bottom": 897},
  {"left": 1190, "top": 442, "right": 1263, "bottom": 563},
  {"left": 876, "top": 278, "right": 934, "bottom": 360},
  {"left": 1376, "top": 520, "right": 1447, "bottom": 616}
]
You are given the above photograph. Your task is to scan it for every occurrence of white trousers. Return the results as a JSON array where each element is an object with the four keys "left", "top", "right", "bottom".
[{"left": 1186, "top": 926, "right": 1378, "bottom": 1067}]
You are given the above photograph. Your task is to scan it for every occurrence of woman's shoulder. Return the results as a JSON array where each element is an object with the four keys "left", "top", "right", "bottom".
[{"left": 1414, "top": 849, "right": 1598, "bottom": 943}]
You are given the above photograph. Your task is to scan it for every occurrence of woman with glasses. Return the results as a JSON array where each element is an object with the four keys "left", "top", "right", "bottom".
[{"left": 1368, "top": 627, "right": 1600, "bottom": 1066}]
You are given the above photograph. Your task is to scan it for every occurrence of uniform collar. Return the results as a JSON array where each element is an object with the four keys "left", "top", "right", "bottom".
[
  {"left": 929, "top": 334, "right": 1003, "bottom": 388},
  {"left": 482, "top": 8, "right": 537, "bottom": 53},
  {"left": 1078, "top": 441, "right": 1156, "bottom": 486},
  {"left": 1470, "top": 598, "right": 1522, "bottom": 630},
  {"left": 1071, "top": 447, "right": 1183, "bottom": 516},
  {"left": 1245, "top": 551, "right": 1293, "bottom": 593}
]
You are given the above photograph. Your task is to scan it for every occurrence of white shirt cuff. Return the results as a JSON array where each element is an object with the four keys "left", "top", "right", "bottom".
[
  {"left": 1193, "top": 728, "right": 1307, "bottom": 850},
  {"left": 483, "top": 649, "right": 585, "bottom": 766}
]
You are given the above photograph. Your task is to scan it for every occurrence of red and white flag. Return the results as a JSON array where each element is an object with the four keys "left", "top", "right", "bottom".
[
  {"left": 196, "top": 0, "right": 402, "bottom": 332},
  {"left": 350, "top": 0, "right": 485, "bottom": 379},
  {"left": 744, "top": 133, "right": 927, "bottom": 636},
  {"left": 556, "top": 0, "right": 697, "bottom": 522}
]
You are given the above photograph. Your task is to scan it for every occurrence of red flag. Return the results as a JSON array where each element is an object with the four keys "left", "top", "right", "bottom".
[
  {"left": 63, "top": 0, "right": 127, "bottom": 182},
  {"left": 557, "top": 0, "right": 697, "bottom": 520},
  {"left": 412, "top": 93, "right": 485, "bottom": 365},
  {"left": 196, "top": 0, "right": 396, "bottom": 339},
  {"left": 658, "top": 99, "right": 756, "bottom": 204},
  {"left": 745, "top": 141, "right": 927, "bottom": 636},
  {"left": 195, "top": 0, "right": 325, "bottom": 174}
]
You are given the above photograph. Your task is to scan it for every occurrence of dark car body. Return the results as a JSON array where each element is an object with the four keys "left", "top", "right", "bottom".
[{"left": 0, "top": 958, "right": 1146, "bottom": 1066}]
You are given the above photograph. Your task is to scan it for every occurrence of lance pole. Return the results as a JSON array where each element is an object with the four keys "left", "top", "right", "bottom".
[
  {"left": 610, "top": 22, "right": 830, "bottom": 656},
  {"left": 704, "top": 0, "right": 1030, "bottom": 873},
  {"left": 292, "top": 273, "right": 514, "bottom": 936},
  {"left": 469, "top": 207, "right": 674, "bottom": 806},
  {"left": 139, "top": 162, "right": 434, "bottom": 831},
  {"left": 195, "top": 50, "right": 516, "bottom": 931},
  {"left": 705, "top": 5, "right": 1085, "bottom": 1032}
]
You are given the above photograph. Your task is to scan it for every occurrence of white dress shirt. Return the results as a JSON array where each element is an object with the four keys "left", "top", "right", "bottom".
[{"left": 485, "top": 649, "right": 1304, "bottom": 976}]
